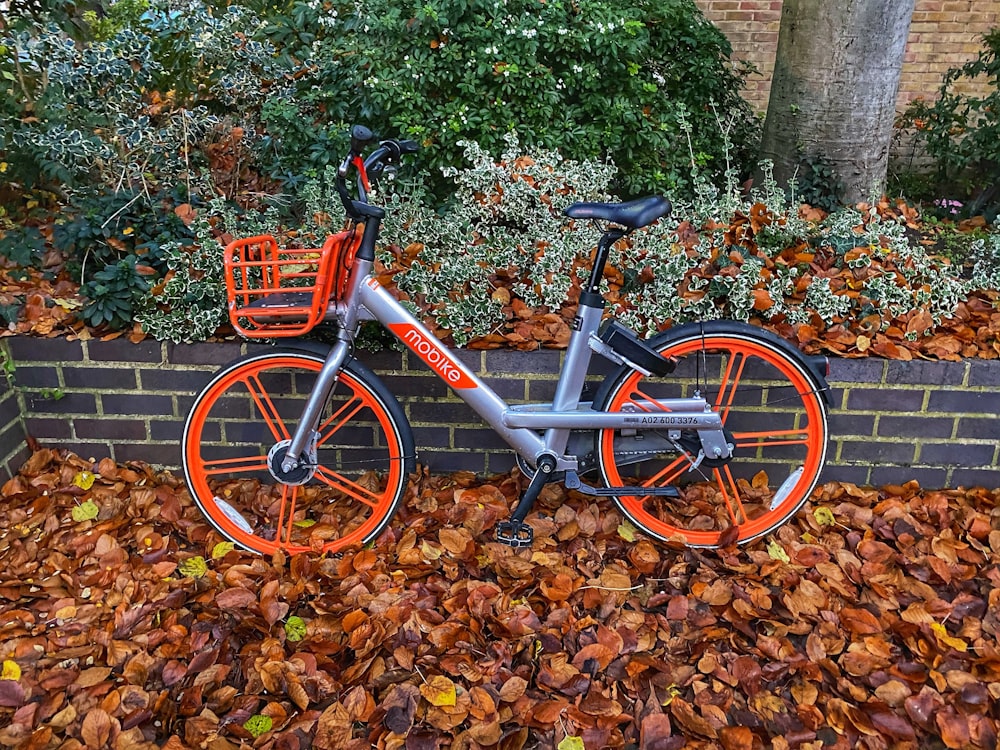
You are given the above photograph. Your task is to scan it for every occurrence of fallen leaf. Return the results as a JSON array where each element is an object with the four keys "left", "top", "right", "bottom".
[
  {"left": 178, "top": 556, "right": 208, "bottom": 579},
  {"left": 71, "top": 499, "right": 99, "bottom": 522}
]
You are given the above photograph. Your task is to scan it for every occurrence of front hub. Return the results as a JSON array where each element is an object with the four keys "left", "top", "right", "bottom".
[{"left": 267, "top": 439, "right": 317, "bottom": 485}]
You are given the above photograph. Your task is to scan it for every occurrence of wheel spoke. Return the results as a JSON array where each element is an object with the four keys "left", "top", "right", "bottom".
[
  {"left": 244, "top": 373, "right": 290, "bottom": 442},
  {"left": 313, "top": 465, "right": 385, "bottom": 509},
  {"left": 316, "top": 395, "right": 365, "bottom": 447},
  {"left": 715, "top": 350, "right": 747, "bottom": 422},
  {"left": 276, "top": 484, "right": 298, "bottom": 546},
  {"left": 201, "top": 454, "right": 270, "bottom": 476},
  {"left": 627, "top": 386, "right": 671, "bottom": 412},
  {"left": 640, "top": 454, "right": 691, "bottom": 491},
  {"left": 734, "top": 428, "right": 812, "bottom": 449},
  {"left": 714, "top": 466, "right": 748, "bottom": 526}
]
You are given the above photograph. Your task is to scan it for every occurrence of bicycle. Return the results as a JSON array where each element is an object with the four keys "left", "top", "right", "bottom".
[{"left": 182, "top": 126, "right": 832, "bottom": 555}]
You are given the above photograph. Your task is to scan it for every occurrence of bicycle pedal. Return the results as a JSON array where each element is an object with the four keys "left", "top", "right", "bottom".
[{"left": 495, "top": 521, "right": 534, "bottom": 548}]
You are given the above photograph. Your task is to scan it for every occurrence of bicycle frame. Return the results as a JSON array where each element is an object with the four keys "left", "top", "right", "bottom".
[{"left": 279, "top": 252, "right": 727, "bottom": 476}]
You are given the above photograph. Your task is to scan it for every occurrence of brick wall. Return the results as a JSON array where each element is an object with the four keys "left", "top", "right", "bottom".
[
  {"left": 0, "top": 364, "right": 27, "bottom": 481},
  {"left": 695, "top": 0, "right": 1000, "bottom": 113},
  {"left": 1, "top": 337, "right": 998, "bottom": 489}
]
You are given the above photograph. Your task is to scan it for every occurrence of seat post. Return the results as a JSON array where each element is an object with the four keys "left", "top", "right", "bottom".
[{"left": 585, "top": 228, "right": 627, "bottom": 295}]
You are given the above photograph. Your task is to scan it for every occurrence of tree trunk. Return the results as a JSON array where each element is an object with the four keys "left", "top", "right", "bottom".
[{"left": 758, "top": 0, "right": 915, "bottom": 204}]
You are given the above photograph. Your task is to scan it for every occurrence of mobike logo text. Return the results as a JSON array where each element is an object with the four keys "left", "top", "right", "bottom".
[{"left": 388, "top": 324, "right": 477, "bottom": 390}]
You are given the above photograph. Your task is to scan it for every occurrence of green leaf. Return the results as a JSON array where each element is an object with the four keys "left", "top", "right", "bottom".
[
  {"left": 71, "top": 499, "right": 99, "bottom": 522},
  {"left": 243, "top": 715, "right": 273, "bottom": 738},
  {"left": 284, "top": 615, "right": 307, "bottom": 642}
]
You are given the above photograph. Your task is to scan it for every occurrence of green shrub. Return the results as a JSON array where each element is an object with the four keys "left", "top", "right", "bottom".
[
  {"left": 52, "top": 190, "right": 192, "bottom": 276},
  {"left": 0, "top": 1, "right": 287, "bottom": 193},
  {"left": 380, "top": 134, "right": 614, "bottom": 344},
  {"left": 212, "top": 0, "right": 762, "bottom": 198},
  {"left": 896, "top": 28, "right": 1000, "bottom": 219},
  {"left": 0, "top": 226, "right": 47, "bottom": 269},
  {"left": 3, "top": 0, "right": 762, "bottom": 202},
  {"left": 135, "top": 205, "right": 229, "bottom": 344},
  {"left": 376, "top": 143, "right": 991, "bottom": 344},
  {"left": 0, "top": 1, "right": 292, "bottom": 333},
  {"left": 260, "top": 0, "right": 759, "bottom": 199},
  {"left": 79, "top": 255, "right": 150, "bottom": 330}
]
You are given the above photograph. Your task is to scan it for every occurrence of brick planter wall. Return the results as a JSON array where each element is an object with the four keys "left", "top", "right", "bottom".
[
  {"left": 1, "top": 336, "right": 997, "bottom": 489},
  {"left": 0, "top": 366, "right": 27, "bottom": 481}
]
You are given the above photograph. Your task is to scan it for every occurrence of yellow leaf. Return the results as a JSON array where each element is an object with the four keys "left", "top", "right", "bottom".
[
  {"left": 660, "top": 684, "right": 681, "bottom": 706},
  {"left": 420, "top": 541, "right": 443, "bottom": 560},
  {"left": 931, "top": 622, "right": 967, "bottom": 652},
  {"left": 178, "top": 556, "right": 208, "bottom": 579},
  {"left": 766, "top": 540, "right": 790, "bottom": 563},
  {"left": 856, "top": 334, "right": 871, "bottom": 352},
  {"left": 420, "top": 675, "right": 457, "bottom": 707},
  {"left": 54, "top": 298, "right": 84, "bottom": 311},
  {"left": 1, "top": 660, "right": 20, "bottom": 681},
  {"left": 813, "top": 507, "right": 836, "bottom": 526},
  {"left": 292, "top": 519, "right": 316, "bottom": 528},
  {"left": 557, "top": 737, "right": 585, "bottom": 750},
  {"left": 73, "top": 471, "right": 96, "bottom": 490},
  {"left": 618, "top": 519, "right": 637, "bottom": 542},
  {"left": 211, "top": 542, "right": 235, "bottom": 559},
  {"left": 71, "top": 499, "right": 99, "bottom": 522},
  {"left": 54, "top": 604, "right": 77, "bottom": 620}
]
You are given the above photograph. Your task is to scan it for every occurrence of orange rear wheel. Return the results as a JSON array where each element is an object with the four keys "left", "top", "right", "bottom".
[{"left": 596, "top": 322, "right": 828, "bottom": 547}]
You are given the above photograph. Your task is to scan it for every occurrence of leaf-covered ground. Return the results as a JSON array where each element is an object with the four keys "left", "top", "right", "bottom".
[{"left": 1, "top": 449, "right": 998, "bottom": 749}]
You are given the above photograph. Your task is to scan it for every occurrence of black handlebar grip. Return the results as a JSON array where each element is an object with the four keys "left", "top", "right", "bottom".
[{"left": 350, "top": 125, "right": 374, "bottom": 155}]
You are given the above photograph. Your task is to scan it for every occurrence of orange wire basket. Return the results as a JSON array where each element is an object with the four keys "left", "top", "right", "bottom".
[{"left": 223, "top": 228, "right": 361, "bottom": 338}]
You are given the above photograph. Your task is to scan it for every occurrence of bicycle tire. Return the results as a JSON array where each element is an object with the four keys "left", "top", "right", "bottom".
[
  {"left": 594, "top": 321, "right": 829, "bottom": 547},
  {"left": 182, "top": 347, "right": 415, "bottom": 554}
]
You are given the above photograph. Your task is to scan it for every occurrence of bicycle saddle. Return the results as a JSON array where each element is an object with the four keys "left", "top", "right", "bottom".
[{"left": 564, "top": 196, "right": 671, "bottom": 230}]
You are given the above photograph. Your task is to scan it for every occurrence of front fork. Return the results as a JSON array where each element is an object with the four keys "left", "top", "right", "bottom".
[{"left": 279, "top": 338, "right": 353, "bottom": 475}]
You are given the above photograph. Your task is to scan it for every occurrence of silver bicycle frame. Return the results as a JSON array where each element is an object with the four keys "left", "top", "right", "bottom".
[{"left": 282, "top": 256, "right": 725, "bottom": 473}]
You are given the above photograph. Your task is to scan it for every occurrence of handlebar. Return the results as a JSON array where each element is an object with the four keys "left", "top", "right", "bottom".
[{"left": 336, "top": 125, "right": 419, "bottom": 221}]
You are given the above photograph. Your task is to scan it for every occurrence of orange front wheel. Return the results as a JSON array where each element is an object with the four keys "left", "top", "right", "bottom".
[
  {"left": 596, "top": 321, "right": 829, "bottom": 547},
  {"left": 182, "top": 349, "right": 415, "bottom": 554}
]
